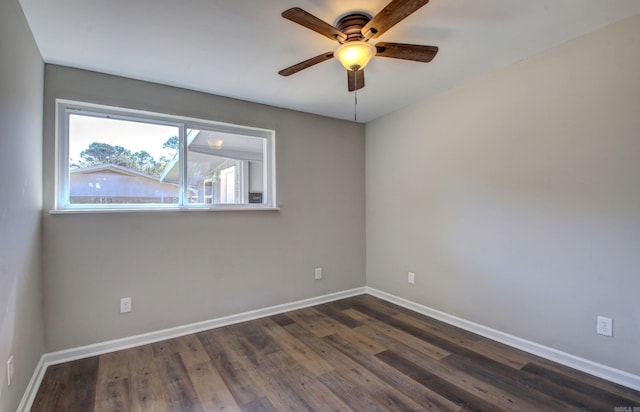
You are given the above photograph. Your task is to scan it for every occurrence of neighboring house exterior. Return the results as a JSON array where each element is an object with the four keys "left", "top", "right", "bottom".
[
  {"left": 160, "top": 128, "right": 265, "bottom": 205},
  {"left": 70, "top": 164, "right": 187, "bottom": 204}
]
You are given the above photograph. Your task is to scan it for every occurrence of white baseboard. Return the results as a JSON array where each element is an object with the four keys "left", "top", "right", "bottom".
[
  {"left": 366, "top": 287, "right": 640, "bottom": 392},
  {"left": 17, "top": 287, "right": 367, "bottom": 411},
  {"left": 16, "top": 356, "right": 46, "bottom": 412}
]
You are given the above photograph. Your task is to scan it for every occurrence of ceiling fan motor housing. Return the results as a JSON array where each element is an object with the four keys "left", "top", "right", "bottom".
[{"left": 335, "top": 13, "right": 372, "bottom": 41}]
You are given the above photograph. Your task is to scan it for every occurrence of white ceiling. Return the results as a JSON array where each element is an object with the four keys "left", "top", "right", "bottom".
[{"left": 18, "top": 0, "right": 640, "bottom": 123}]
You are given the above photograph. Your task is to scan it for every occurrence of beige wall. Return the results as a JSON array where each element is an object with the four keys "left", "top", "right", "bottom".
[
  {"left": 42, "top": 65, "right": 365, "bottom": 351},
  {"left": 0, "top": 1, "right": 45, "bottom": 410},
  {"left": 366, "top": 14, "right": 640, "bottom": 375}
]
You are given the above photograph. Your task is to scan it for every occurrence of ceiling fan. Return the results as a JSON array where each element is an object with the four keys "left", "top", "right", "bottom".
[{"left": 278, "top": 0, "right": 439, "bottom": 92}]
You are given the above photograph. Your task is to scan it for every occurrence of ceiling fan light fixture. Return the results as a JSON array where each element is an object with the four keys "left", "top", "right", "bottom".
[{"left": 335, "top": 41, "right": 376, "bottom": 71}]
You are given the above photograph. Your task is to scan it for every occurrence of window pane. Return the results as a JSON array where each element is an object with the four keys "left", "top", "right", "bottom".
[
  {"left": 68, "top": 114, "right": 180, "bottom": 205},
  {"left": 184, "top": 128, "right": 265, "bottom": 205}
]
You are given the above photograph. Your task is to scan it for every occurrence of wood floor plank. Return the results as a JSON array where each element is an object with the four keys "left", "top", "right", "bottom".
[
  {"left": 97, "top": 349, "right": 130, "bottom": 382},
  {"left": 240, "top": 397, "right": 278, "bottom": 412},
  {"left": 342, "top": 294, "right": 403, "bottom": 316},
  {"left": 155, "top": 351, "right": 203, "bottom": 411},
  {"left": 124, "top": 344, "right": 167, "bottom": 411},
  {"left": 392, "top": 312, "right": 482, "bottom": 348},
  {"left": 348, "top": 313, "right": 575, "bottom": 411},
  {"left": 522, "top": 361, "right": 640, "bottom": 408},
  {"left": 230, "top": 320, "right": 282, "bottom": 359},
  {"left": 269, "top": 313, "right": 295, "bottom": 326},
  {"left": 31, "top": 363, "right": 71, "bottom": 411},
  {"left": 259, "top": 317, "right": 334, "bottom": 376},
  {"left": 164, "top": 333, "right": 212, "bottom": 367},
  {"left": 263, "top": 348, "right": 354, "bottom": 411},
  {"left": 324, "top": 332, "right": 461, "bottom": 411},
  {"left": 373, "top": 299, "right": 485, "bottom": 343},
  {"left": 198, "top": 327, "right": 270, "bottom": 406},
  {"left": 94, "top": 349, "right": 131, "bottom": 411},
  {"left": 283, "top": 323, "right": 393, "bottom": 409},
  {"left": 285, "top": 322, "right": 429, "bottom": 411},
  {"left": 529, "top": 356, "right": 640, "bottom": 404},
  {"left": 442, "top": 353, "right": 580, "bottom": 411},
  {"left": 96, "top": 377, "right": 131, "bottom": 412},
  {"left": 387, "top": 344, "right": 553, "bottom": 412},
  {"left": 359, "top": 309, "right": 576, "bottom": 411},
  {"left": 377, "top": 349, "right": 505, "bottom": 412},
  {"left": 318, "top": 369, "right": 397, "bottom": 412},
  {"left": 32, "top": 295, "right": 640, "bottom": 411},
  {"left": 287, "top": 305, "right": 385, "bottom": 357},
  {"left": 345, "top": 308, "right": 450, "bottom": 360},
  {"left": 307, "top": 308, "right": 387, "bottom": 355},
  {"left": 186, "top": 360, "right": 240, "bottom": 411},
  {"left": 313, "top": 301, "right": 363, "bottom": 328},
  {"left": 36, "top": 357, "right": 99, "bottom": 412},
  {"left": 215, "top": 324, "right": 314, "bottom": 411},
  {"left": 306, "top": 306, "right": 360, "bottom": 334},
  {"left": 283, "top": 322, "right": 367, "bottom": 372},
  {"left": 285, "top": 307, "right": 341, "bottom": 337},
  {"left": 67, "top": 356, "right": 100, "bottom": 411},
  {"left": 319, "top": 298, "right": 354, "bottom": 312},
  {"left": 320, "top": 340, "right": 427, "bottom": 411},
  {"left": 32, "top": 357, "right": 100, "bottom": 412},
  {"left": 463, "top": 338, "right": 532, "bottom": 370},
  {"left": 392, "top": 312, "right": 531, "bottom": 369},
  {"left": 354, "top": 305, "right": 540, "bottom": 390}
]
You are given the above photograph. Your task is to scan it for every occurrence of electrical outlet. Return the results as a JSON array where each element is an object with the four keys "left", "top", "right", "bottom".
[
  {"left": 408, "top": 272, "right": 415, "bottom": 284},
  {"left": 596, "top": 316, "right": 613, "bottom": 337},
  {"left": 7, "top": 354, "right": 14, "bottom": 387},
  {"left": 314, "top": 267, "right": 322, "bottom": 280},
  {"left": 120, "top": 297, "right": 132, "bottom": 313}
]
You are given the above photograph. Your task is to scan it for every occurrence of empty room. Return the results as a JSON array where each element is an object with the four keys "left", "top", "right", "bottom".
[{"left": 1, "top": 0, "right": 640, "bottom": 410}]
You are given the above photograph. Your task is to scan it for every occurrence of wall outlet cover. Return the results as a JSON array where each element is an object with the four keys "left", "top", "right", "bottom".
[
  {"left": 596, "top": 315, "right": 613, "bottom": 337},
  {"left": 7, "top": 354, "right": 14, "bottom": 387},
  {"left": 120, "top": 297, "right": 132, "bottom": 313}
]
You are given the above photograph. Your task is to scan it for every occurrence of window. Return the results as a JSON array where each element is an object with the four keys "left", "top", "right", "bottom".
[{"left": 56, "top": 100, "right": 276, "bottom": 211}]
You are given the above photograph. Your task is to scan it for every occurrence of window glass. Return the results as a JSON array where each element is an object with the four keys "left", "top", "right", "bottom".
[
  {"left": 183, "top": 128, "right": 265, "bottom": 205},
  {"left": 68, "top": 114, "right": 180, "bottom": 205}
]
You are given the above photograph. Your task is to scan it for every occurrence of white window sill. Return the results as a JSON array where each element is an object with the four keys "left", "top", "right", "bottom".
[{"left": 49, "top": 206, "right": 280, "bottom": 215}]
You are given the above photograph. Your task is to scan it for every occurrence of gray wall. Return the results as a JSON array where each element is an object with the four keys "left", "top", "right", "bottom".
[
  {"left": 366, "top": 14, "right": 640, "bottom": 376},
  {"left": 0, "top": 0, "right": 45, "bottom": 410},
  {"left": 42, "top": 65, "right": 365, "bottom": 351}
]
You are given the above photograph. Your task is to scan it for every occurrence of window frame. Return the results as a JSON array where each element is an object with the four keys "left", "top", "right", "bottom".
[{"left": 54, "top": 99, "right": 277, "bottom": 212}]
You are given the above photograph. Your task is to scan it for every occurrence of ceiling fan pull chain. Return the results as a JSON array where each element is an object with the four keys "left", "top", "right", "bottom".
[
  {"left": 354, "top": 89, "right": 358, "bottom": 121},
  {"left": 354, "top": 72, "right": 358, "bottom": 121}
]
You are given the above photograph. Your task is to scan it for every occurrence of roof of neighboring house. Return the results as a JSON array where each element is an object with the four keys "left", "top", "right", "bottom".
[{"left": 71, "top": 164, "right": 161, "bottom": 181}]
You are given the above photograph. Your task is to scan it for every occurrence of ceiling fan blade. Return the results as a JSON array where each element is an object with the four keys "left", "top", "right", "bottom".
[
  {"left": 347, "top": 69, "right": 365, "bottom": 92},
  {"left": 278, "top": 52, "right": 335, "bottom": 77},
  {"left": 282, "top": 7, "right": 347, "bottom": 42},
  {"left": 362, "top": 0, "right": 430, "bottom": 40},
  {"left": 375, "top": 42, "right": 438, "bottom": 62}
]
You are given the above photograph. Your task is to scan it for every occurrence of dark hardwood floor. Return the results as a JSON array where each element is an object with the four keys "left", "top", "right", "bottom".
[{"left": 32, "top": 294, "right": 640, "bottom": 411}]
